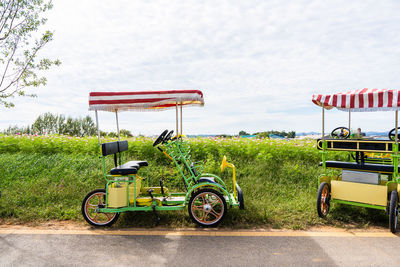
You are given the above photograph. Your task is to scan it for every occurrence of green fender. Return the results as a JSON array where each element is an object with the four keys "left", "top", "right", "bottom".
[
  {"left": 198, "top": 173, "right": 227, "bottom": 188},
  {"left": 185, "top": 181, "right": 233, "bottom": 206}
]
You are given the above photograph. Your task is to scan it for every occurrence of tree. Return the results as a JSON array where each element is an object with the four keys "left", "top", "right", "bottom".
[
  {"left": 119, "top": 129, "right": 132, "bottom": 137},
  {"left": 28, "top": 112, "right": 97, "bottom": 136},
  {"left": 0, "top": 0, "right": 61, "bottom": 108},
  {"left": 81, "top": 115, "right": 96, "bottom": 136},
  {"left": 238, "top": 130, "right": 249, "bottom": 136},
  {"left": 287, "top": 131, "right": 296, "bottom": 138}
]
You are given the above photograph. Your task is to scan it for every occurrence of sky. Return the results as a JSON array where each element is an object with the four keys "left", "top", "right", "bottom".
[{"left": 1, "top": 0, "right": 400, "bottom": 135}]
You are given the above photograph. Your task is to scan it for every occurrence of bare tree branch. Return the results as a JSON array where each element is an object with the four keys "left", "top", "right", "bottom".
[
  {"left": 0, "top": 36, "right": 18, "bottom": 90},
  {"left": 0, "top": 0, "right": 15, "bottom": 35}
]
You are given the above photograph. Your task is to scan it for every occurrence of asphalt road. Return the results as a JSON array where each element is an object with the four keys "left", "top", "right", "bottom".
[{"left": 1, "top": 229, "right": 400, "bottom": 266}]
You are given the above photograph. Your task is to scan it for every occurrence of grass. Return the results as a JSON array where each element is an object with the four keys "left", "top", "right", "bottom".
[{"left": 0, "top": 134, "right": 389, "bottom": 229}]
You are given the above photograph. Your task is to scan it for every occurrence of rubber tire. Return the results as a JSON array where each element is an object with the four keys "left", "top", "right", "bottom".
[
  {"left": 82, "top": 189, "right": 120, "bottom": 227},
  {"left": 317, "top": 182, "right": 330, "bottom": 218},
  {"left": 389, "top": 190, "right": 398, "bottom": 233},
  {"left": 188, "top": 188, "right": 227, "bottom": 227}
]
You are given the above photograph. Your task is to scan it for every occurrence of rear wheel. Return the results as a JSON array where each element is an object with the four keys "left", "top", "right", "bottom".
[
  {"left": 188, "top": 188, "right": 227, "bottom": 227},
  {"left": 389, "top": 191, "right": 398, "bottom": 233},
  {"left": 82, "top": 189, "right": 119, "bottom": 227},
  {"left": 317, "top": 182, "right": 330, "bottom": 218}
]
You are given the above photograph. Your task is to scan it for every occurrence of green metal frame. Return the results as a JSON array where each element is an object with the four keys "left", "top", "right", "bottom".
[
  {"left": 98, "top": 137, "right": 240, "bottom": 214},
  {"left": 319, "top": 127, "right": 400, "bottom": 211}
]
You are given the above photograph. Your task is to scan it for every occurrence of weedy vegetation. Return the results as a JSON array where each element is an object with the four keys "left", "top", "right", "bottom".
[{"left": 0, "top": 134, "right": 388, "bottom": 229}]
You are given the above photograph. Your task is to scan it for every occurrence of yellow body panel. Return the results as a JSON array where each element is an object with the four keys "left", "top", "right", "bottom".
[
  {"left": 331, "top": 180, "right": 387, "bottom": 206},
  {"left": 107, "top": 176, "right": 142, "bottom": 208}
]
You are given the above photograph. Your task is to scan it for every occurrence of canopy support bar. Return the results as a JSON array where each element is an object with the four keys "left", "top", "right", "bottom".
[
  {"left": 95, "top": 110, "right": 101, "bottom": 144},
  {"left": 394, "top": 110, "right": 399, "bottom": 146},
  {"left": 180, "top": 100, "right": 183, "bottom": 137},
  {"left": 176, "top": 102, "right": 179, "bottom": 136},
  {"left": 322, "top": 107, "right": 325, "bottom": 141},
  {"left": 115, "top": 110, "right": 120, "bottom": 141},
  {"left": 348, "top": 110, "right": 351, "bottom": 133}
]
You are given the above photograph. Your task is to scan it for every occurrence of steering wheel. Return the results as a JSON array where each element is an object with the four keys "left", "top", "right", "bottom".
[
  {"left": 388, "top": 127, "right": 400, "bottom": 141},
  {"left": 330, "top": 127, "right": 350, "bottom": 139},
  {"left": 162, "top": 130, "right": 174, "bottom": 144},
  {"left": 153, "top": 130, "right": 168, "bottom": 147}
]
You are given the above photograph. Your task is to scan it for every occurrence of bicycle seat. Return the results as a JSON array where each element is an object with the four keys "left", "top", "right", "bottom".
[
  {"left": 110, "top": 163, "right": 139, "bottom": 175},
  {"left": 125, "top": 161, "right": 148, "bottom": 167}
]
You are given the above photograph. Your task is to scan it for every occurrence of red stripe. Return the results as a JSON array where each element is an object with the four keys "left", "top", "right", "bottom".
[
  {"left": 397, "top": 91, "right": 400, "bottom": 107},
  {"left": 89, "top": 98, "right": 173, "bottom": 105},
  {"left": 388, "top": 89, "right": 393, "bottom": 107},
  {"left": 324, "top": 95, "right": 331, "bottom": 106},
  {"left": 90, "top": 90, "right": 203, "bottom": 97},
  {"left": 368, "top": 90, "right": 374, "bottom": 108},
  {"left": 358, "top": 88, "right": 368, "bottom": 108},
  {"left": 378, "top": 90, "right": 384, "bottom": 107},
  {"left": 341, "top": 94, "right": 346, "bottom": 108},
  {"left": 332, "top": 95, "right": 337, "bottom": 106},
  {"left": 350, "top": 93, "right": 355, "bottom": 108}
]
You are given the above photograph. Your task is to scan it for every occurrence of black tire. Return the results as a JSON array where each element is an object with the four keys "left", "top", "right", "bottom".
[
  {"left": 188, "top": 188, "right": 227, "bottom": 227},
  {"left": 317, "top": 182, "right": 330, "bottom": 218},
  {"left": 236, "top": 184, "right": 245, "bottom": 210},
  {"left": 389, "top": 190, "right": 398, "bottom": 233},
  {"left": 82, "top": 189, "right": 120, "bottom": 227}
]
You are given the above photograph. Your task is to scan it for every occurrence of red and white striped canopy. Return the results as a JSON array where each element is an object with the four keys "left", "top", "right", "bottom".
[
  {"left": 89, "top": 90, "right": 204, "bottom": 112},
  {"left": 312, "top": 88, "right": 400, "bottom": 112}
]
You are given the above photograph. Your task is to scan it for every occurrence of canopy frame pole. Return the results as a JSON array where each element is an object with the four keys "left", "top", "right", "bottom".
[
  {"left": 393, "top": 110, "right": 399, "bottom": 180},
  {"left": 95, "top": 110, "right": 101, "bottom": 145},
  {"left": 176, "top": 101, "right": 179, "bottom": 136},
  {"left": 348, "top": 110, "right": 351, "bottom": 134},
  {"left": 180, "top": 100, "right": 183, "bottom": 138},
  {"left": 394, "top": 109, "right": 399, "bottom": 146},
  {"left": 115, "top": 110, "right": 120, "bottom": 141},
  {"left": 322, "top": 106, "right": 327, "bottom": 173},
  {"left": 322, "top": 107, "right": 325, "bottom": 141}
]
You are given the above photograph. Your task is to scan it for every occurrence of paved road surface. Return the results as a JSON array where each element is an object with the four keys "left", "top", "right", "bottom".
[{"left": 0, "top": 229, "right": 399, "bottom": 266}]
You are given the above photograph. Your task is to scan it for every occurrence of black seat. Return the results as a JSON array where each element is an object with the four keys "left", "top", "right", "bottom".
[
  {"left": 125, "top": 161, "right": 148, "bottom": 167},
  {"left": 110, "top": 163, "right": 139, "bottom": 175},
  {"left": 320, "top": 161, "right": 399, "bottom": 173},
  {"left": 101, "top": 141, "right": 148, "bottom": 175}
]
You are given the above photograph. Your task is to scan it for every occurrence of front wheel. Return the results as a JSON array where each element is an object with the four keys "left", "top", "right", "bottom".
[
  {"left": 188, "top": 188, "right": 227, "bottom": 227},
  {"left": 82, "top": 189, "right": 120, "bottom": 227},
  {"left": 389, "top": 191, "right": 398, "bottom": 233},
  {"left": 317, "top": 182, "right": 330, "bottom": 218}
]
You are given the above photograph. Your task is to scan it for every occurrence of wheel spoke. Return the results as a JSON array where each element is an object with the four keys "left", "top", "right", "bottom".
[
  {"left": 210, "top": 199, "right": 220, "bottom": 208},
  {"left": 199, "top": 211, "right": 207, "bottom": 222},
  {"left": 105, "top": 213, "right": 114, "bottom": 220},
  {"left": 96, "top": 194, "right": 101, "bottom": 204},
  {"left": 192, "top": 205, "right": 203, "bottom": 211},
  {"left": 209, "top": 208, "right": 221, "bottom": 218}
]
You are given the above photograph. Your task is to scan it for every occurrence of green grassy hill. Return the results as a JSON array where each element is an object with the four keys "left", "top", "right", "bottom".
[{"left": 0, "top": 134, "right": 388, "bottom": 228}]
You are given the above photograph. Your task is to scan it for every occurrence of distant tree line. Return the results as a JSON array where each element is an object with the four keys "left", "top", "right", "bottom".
[
  {"left": 220, "top": 130, "right": 296, "bottom": 138},
  {"left": 254, "top": 130, "right": 296, "bottom": 139},
  {"left": 3, "top": 112, "right": 133, "bottom": 137}
]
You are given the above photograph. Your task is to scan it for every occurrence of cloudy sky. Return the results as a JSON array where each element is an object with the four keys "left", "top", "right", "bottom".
[{"left": 1, "top": 0, "right": 400, "bottom": 135}]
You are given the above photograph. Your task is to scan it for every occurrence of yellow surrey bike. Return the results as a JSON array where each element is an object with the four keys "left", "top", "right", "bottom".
[
  {"left": 313, "top": 88, "right": 400, "bottom": 233},
  {"left": 82, "top": 90, "right": 244, "bottom": 227}
]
